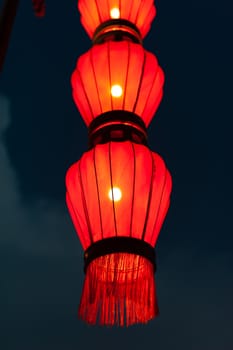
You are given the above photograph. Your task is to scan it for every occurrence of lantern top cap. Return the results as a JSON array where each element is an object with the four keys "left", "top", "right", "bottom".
[{"left": 92, "top": 19, "right": 143, "bottom": 45}]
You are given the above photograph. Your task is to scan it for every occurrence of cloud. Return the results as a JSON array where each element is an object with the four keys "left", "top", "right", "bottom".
[{"left": 0, "top": 95, "right": 80, "bottom": 258}]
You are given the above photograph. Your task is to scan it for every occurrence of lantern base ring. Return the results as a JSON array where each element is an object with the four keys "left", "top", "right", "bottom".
[
  {"left": 88, "top": 110, "right": 148, "bottom": 148},
  {"left": 84, "top": 237, "right": 156, "bottom": 273},
  {"left": 93, "top": 19, "right": 142, "bottom": 45}
]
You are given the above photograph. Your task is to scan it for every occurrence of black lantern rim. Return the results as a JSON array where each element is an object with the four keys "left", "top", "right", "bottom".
[
  {"left": 84, "top": 237, "right": 156, "bottom": 273},
  {"left": 93, "top": 19, "right": 142, "bottom": 45},
  {"left": 88, "top": 110, "right": 148, "bottom": 148}
]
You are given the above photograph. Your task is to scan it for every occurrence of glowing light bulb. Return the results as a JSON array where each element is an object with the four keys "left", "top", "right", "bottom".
[
  {"left": 111, "top": 85, "right": 123, "bottom": 97},
  {"left": 110, "top": 8, "right": 120, "bottom": 19},
  {"left": 108, "top": 187, "right": 122, "bottom": 202}
]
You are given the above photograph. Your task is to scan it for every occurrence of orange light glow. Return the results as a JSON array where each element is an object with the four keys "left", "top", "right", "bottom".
[
  {"left": 110, "top": 8, "right": 120, "bottom": 19},
  {"left": 108, "top": 187, "right": 122, "bottom": 201},
  {"left": 111, "top": 84, "right": 123, "bottom": 97}
]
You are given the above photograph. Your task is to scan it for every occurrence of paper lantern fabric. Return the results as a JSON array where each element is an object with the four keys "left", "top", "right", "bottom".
[
  {"left": 71, "top": 41, "right": 164, "bottom": 127},
  {"left": 66, "top": 141, "right": 171, "bottom": 250}
]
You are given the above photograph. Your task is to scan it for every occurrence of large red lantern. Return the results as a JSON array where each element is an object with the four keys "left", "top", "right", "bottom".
[
  {"left": 78, "top": 0, "right": 156, "bottom": 40},
  {"left": 66, "top": 141, "right": 172, "bottom": 325},
  {"left": 71, "top": 41, "right": 164, "bottom": 127}
]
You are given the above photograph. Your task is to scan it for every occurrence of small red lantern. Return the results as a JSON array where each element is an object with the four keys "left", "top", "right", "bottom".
[
  {"left": 77, "top": 0, "right": 156, "bottom": 40},
  {"left": 66, "top": 141, "right": 172, "bottom": 326},
  {"left": 32, "top": 0, "right": 45, "bottom": 17},
  {"left": 71, "top": 41, "right": 164, "bottom": 127}
]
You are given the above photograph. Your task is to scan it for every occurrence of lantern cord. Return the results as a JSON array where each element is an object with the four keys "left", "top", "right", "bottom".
[{"left": 79, "top": 253, "right": 159, "bottom": 326}]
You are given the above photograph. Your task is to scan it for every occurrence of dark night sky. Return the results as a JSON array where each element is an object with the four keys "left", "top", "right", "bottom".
[{"left": 0, "top": 0, "right": 233, "bottom": 349}]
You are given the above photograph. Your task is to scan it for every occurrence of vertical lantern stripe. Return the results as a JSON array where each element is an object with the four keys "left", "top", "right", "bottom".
[
  {"left": 108, "top": 142, "right": 118, "bottom": 236},
  {"left": 150, "top": 172, "right": 172, "bottom": 246},
  {"left": 139, "top": 55, "right": 159, "bottom": 116},
  {"left": 141, "top": 149, "right": 155, "bottom": 240},
  {"left": 94, "top": 0, "right": 102, "bottom": 22},
  {"left": 72, "top": 69, "right": 95, "bottom": 122},
  {"left": 78, "top": 161, "right": 93, "bottom": 244},
  {"left": 129, "top": 142, "right": 136, "bottom": 237},
  {"left": 122, "top": 41, "right": 131, "bottom": 110},
  {"left": 66, "top": 192, "right": 87, "bottom": 247},
  {"left": 90, "top": 47, "right": 103, "bottom": 115},
  {"left": 93, "top": 146, "right": 104, "bottom": 240},
  {"left": 132, "top": 50, "right": 147, "bottom": 113}
]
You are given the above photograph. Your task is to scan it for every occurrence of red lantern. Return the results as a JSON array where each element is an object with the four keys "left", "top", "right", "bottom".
[
  {"left": 77, "top": 0, "right": 156, "bottom": 40},
  {"left": 71, "top": 41, "right": 164, "bottom": 127},
  {"left": 66, "top": 141, "right": 172, "bottom": 326},
  {"left": 32, "top": 0, "right": 45, "bottom": 17}
]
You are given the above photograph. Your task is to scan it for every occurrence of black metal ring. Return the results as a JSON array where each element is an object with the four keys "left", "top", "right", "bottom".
[
  {"left": 84, "top": 237, "right": 156, "bottom": 273},
  {"left": 88, "top": 110, "right": 148, "bottom": 148},
  {"left": 93, "top": 19, "right": 142, "bottom": 45}
]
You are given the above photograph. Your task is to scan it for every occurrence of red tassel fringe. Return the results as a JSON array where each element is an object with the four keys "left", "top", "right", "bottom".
[{"left": 78, "top": 253, "right": 158, "bottom": 326}]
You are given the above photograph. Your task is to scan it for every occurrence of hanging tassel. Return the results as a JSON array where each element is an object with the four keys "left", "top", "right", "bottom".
[{"left": 78, "top": 253, "right": 158, "bottom": 326}]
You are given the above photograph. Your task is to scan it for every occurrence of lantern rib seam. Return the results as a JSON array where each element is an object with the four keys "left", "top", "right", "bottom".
[
  {"left": 77, "top": 68, "right": 95, "bottom": 122},
  {"left": 94, "top": 0, "right": 102, "bottom": 23},
  {"left": 150, "top": 166, "right": 168, "bottom": 246},
  {"left": 108, "top": 142, "right": 118, "bottom": 236},
  {"left": 122, "top": 41, "right": 131, "bottom": 110},
  {"left": 78, "top": 160, "right": 93, "bottom": 244},
  {"left": 140, "top": 59, "right": 159, "bottom": 120},
  {"left": 128, "top": 0, "right": 135, "bottom": 24},
  {"left": 93, "top": 146, "right": 104, "bottom": 240},
  {"left": 129, "top": 141, "right": 136, "bottom": 237},
  {"left": 81, "top": 1, "right": 96, "bottom": 34},
  {"left": 141, "top": 3, "right": 154, "bottom": 33},
  {"left": 141, "top": 149, "right": 155, "bottom": 241},
  {"left": 143, "top": 68, "right": 164, "bottom": 125},
  {"left": 90, "top": 47, "right": 103, "bottom": 115},
  {"left": 66, "top": 191, "right": 85, "bottom": 244},
  {"left": 132, "top": 50, "right": 147, "bottom": 114},
  {"left": 107, "top": 41, "right": 113, "bottom": 111},
  {"left": 134, "top": 0, "right": 146, "bottom": 30}
]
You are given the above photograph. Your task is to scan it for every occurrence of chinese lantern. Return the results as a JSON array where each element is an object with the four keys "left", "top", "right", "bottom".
[
  {"left": 66, "top": 141, "right": 171, "bottom": 325},
  {"left": 71, "top": 41, "right": 164, "bottom": 127},
  {"left": 65, "top": 0, "right": 172, "bottom": 326},
  {"left": 32, "top": 0, "right": 45, "bottom": 17}
]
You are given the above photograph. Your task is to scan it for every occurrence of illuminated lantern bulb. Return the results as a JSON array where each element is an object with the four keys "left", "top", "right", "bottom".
[
  {"left": 108, "top": 187, "right": 122, "bottom": 202},
  {"left": 111, "top": 84, "right": 122, "bottom": 98},
  {"left": 110, "top": 7, "right": 120, "bottom": 19}
]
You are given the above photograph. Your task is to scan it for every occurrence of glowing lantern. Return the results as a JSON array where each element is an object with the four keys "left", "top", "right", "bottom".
[
  {"left": 66, "top": 141, "right": 172, "bottom": 326},
  {"left": 77, "top": 0, "right": 156, "bottom": 39},
  {"left": 71, "top": 41, "right": 164, "bottom": 127}
]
